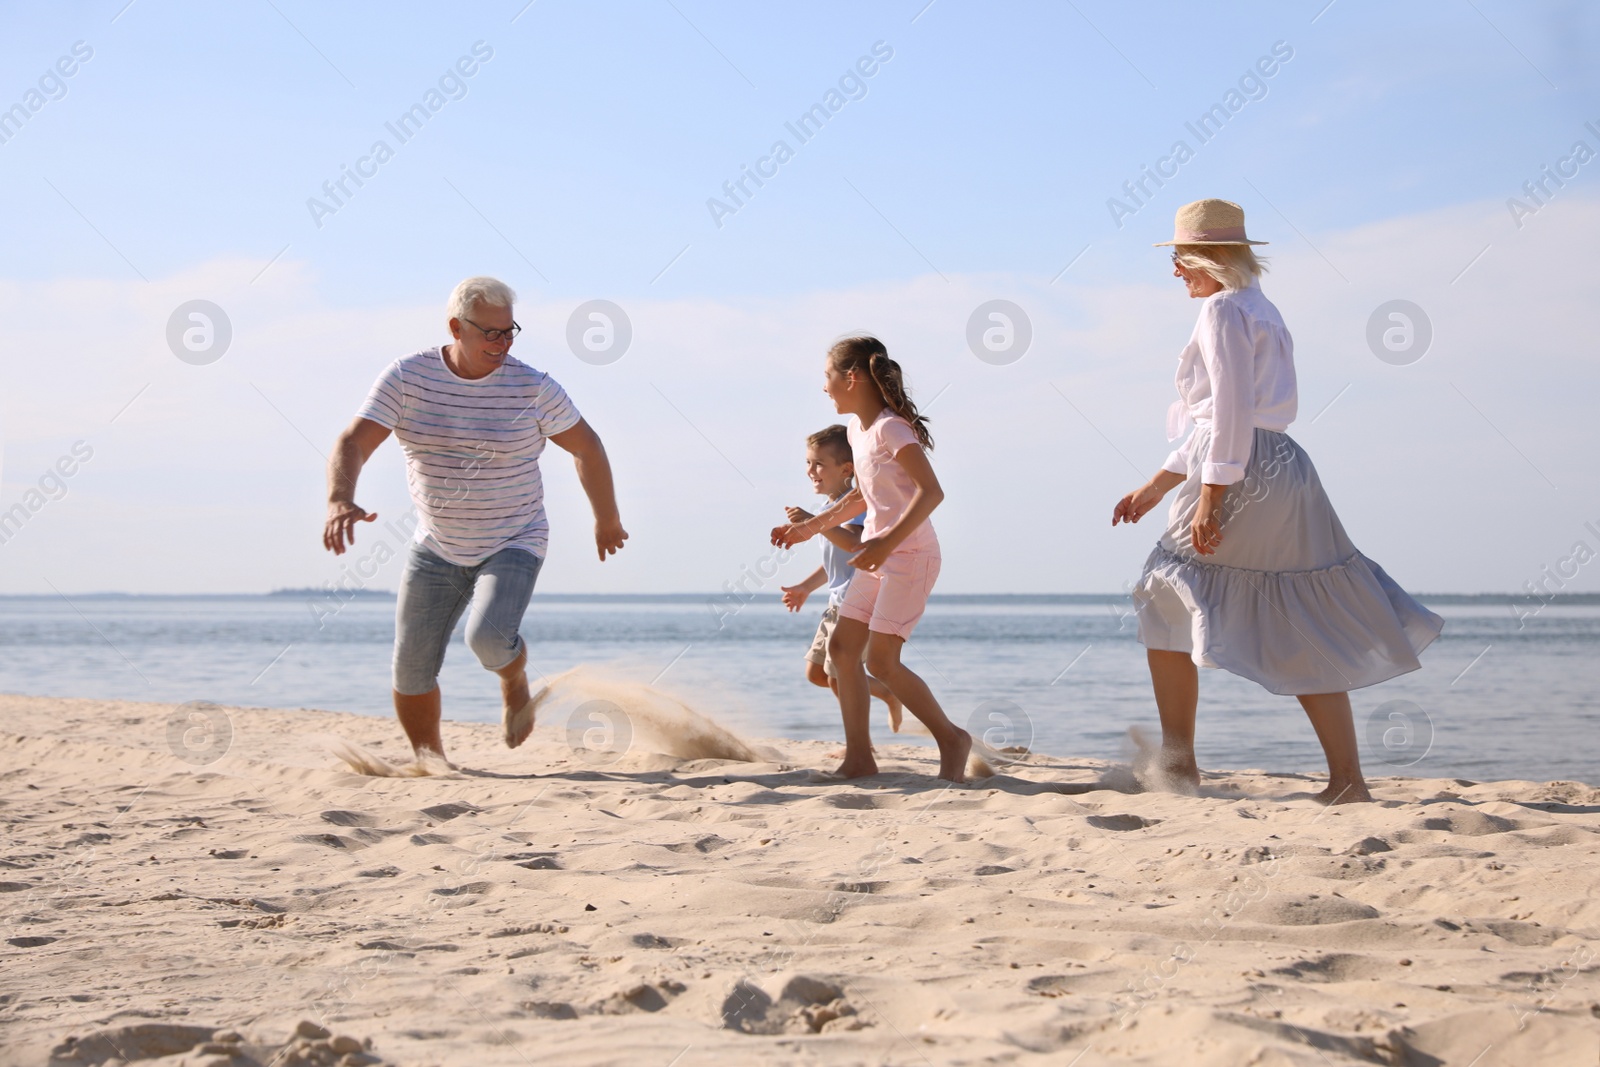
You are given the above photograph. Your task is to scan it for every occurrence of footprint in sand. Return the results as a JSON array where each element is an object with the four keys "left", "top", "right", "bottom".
[
  {"left": 591, "top": 979, "right": 686, "bottom": 1015},
  {"left": 319, "top": 809, "right": 378, "bottom": 827},
  {"left": 719, "top": 975, "right": 863, "bottom": 1035},
  {"left": 419, "top": 802, "right": 481, "bottom": 821},
  {"left": 519, "top": 1000, "right": 578, "bottom": 1020},
  {"left": 292, "top": 832, "right": 363, "bottom": 851},
  {"left": 1418, "top": 811, "right": 1520, "bottom": 836},
  {"left": 1085, "top": 813, "right": 1159, "bottom": 831},
  {"left": 663, "top": 834, "right": 733, "bottom": 854},
  {"left": 1270, "top": 953, "right": 1393, "bottom": 982},
  {"left": 1238, "top": 894, "right": 1381, "bottom": 926}
]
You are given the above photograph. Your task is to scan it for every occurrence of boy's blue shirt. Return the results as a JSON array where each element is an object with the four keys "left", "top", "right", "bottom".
[{"left": 820, "top": 492, "right": 868, "bottom": 607}]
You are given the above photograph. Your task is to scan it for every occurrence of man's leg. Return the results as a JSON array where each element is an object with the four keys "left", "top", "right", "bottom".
[
  {"left": 394, "top": 688, "right": 444, "bottom": 756},
  {"left": 392, "top": 545, "right": 474, "bottom": 760},
  {"left": 463, "top": 548, "right": 544, "bottom": 748}
]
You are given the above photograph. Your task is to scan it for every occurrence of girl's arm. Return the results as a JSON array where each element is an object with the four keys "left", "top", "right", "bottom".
[
  {"left": 848, "top": 444, "right": 940, "bottom": 570},
  {"left": 789, "top": 504, "right": 866, "bottom": 552},
  {"left": 819, "top": 522, "right": 865, "bottom": 552},
  {"left": 771, "top": 488, "right": 865, "bottom": 547}
]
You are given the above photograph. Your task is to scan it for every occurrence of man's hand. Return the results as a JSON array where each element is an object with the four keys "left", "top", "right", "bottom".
[
  {"left": 780, "top": 584, "right": 809, "bottom": 612},
  {"left": 596, "top": 517, "right": 629, "bottom": 561},
  {"left": 325, "top": 501, "right": 377, "bottom": 555}
]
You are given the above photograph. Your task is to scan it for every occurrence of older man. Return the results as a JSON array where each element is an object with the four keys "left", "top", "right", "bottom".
[{"left": 323, "top": 276, "right": 627, "bottom": 763}]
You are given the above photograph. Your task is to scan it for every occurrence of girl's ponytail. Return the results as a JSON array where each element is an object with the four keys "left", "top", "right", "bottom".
[{"left": 828, "top": 336, "right": 934, "bottom": 450}]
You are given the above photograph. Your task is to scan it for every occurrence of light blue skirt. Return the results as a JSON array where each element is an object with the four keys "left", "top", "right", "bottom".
[{"left": 1135, "top": 426, "right": 1443, "bottom": 696}]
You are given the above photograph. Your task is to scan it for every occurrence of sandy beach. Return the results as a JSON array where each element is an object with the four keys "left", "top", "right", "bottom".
[{"left": 3, "top": 689, "right": 1599, "bottom": 1066}]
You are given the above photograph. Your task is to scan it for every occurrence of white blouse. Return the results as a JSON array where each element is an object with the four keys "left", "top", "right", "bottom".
[{"left": 1161, "top": 280, "right": 1298, "bottom": 486}]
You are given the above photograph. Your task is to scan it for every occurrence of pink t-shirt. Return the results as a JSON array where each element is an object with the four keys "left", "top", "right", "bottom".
[{"left": 848, "top": 409, "right": 938, "bottom": 553}]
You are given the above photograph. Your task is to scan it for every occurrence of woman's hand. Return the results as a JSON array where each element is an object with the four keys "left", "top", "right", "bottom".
[
  {"left": 1112, "top": 481, "right": 1167, "bottom": 526},
  {"left": 848, "top": 537, "right": 893, "bottom": 573},
  {"left": 1189, "top": 484, "right": 1228, "bottom": 555}
]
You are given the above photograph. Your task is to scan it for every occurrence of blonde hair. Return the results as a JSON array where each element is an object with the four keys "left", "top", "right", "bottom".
[{"left": 1173, "top": 244, "right": 1268, "bottom": 291}]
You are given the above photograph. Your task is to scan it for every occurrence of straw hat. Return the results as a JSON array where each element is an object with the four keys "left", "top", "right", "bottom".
[{"left": 1153, "top": 198, "right": 1268, "bottom": 246}]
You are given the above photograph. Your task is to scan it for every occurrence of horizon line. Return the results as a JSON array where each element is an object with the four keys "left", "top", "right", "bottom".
[{"left": 0, "top": 590, "right": 1595, "bottom": 603}]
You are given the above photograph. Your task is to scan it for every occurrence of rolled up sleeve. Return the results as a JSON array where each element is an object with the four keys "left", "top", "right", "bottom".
[
  {"left": 1198, "top": 299, "right": 1255, "bottom": 485},
  {"left": 1162, "top": 442, "right": 1189, "bottom": 477}
]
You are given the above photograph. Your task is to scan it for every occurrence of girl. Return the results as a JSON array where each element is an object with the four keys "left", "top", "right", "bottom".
[{"left": 772, "top": 337, "right": 972, "bottom": 782}]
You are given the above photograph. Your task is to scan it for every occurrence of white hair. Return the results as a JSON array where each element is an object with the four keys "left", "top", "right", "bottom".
[
  {"left": 1173, "top": 245, "right": 1268, "bottom": 292},
  {"left": 447, "top": 276, "right": 516, "bottom": 320}
]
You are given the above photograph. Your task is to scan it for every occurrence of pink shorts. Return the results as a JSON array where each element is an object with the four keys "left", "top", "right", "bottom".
[{"left": 835, "top": 549, "right": 941, "bottom": 639}]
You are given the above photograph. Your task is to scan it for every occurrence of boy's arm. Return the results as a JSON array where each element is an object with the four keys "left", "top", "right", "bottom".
[
  {"left": 796, "top": 566, "right": 827, "bottom": 594},
  {"left": 817, "top": 520, "right": 865, "bottom": 553},
  {"left": 780, "top": 565, "right": 828, "bottom": 612}
]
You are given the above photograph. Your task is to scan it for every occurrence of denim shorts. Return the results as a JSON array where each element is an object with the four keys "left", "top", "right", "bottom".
[{"left": 392, "top": 542, "right": 543, "bottom": 695}]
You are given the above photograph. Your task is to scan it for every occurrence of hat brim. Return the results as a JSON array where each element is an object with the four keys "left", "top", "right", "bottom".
[{"left": 1153, "top": 239, "right": 1269, "bottom": 246}]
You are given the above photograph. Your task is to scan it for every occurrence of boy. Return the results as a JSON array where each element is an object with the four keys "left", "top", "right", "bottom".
[{"left": 780, "top": 425, "right": 903, "bottom": 731}]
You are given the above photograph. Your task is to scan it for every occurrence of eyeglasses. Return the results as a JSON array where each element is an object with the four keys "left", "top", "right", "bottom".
[{"left": 462, "top": 316, "right": 522, "bottom": 343}]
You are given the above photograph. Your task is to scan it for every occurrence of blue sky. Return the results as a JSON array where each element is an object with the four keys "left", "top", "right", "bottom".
[{"left": 1, "top": 0, "right": 1597, "bottom": 595}]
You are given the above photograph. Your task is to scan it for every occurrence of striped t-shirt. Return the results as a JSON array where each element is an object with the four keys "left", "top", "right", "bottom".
[{"left": 356, "top": 348, "right": 581, "bottom": 565}]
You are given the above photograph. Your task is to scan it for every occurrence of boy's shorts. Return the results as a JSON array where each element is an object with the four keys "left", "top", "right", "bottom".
[
  {"left": 836, "top": 549, "right": 941, "bottom": 640},
  {"left": 805, "top": 604, "right": 849, "bottom": 678}
]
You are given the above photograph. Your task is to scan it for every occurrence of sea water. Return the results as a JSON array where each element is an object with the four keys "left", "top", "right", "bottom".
[{"left": 0, "top": 594, "right": 1594, "bottom": 785}]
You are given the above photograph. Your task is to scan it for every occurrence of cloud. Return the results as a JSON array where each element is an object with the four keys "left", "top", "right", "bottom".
[{"left": 1, "top": 192, "right": 1596, "bottom": 594}]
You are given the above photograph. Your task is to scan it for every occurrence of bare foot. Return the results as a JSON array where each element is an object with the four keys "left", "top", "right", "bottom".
[
  {"left": 503, "top": 683, "right": 547, "bottom": 749},
  {"left": 828, "top": 744, "right": 877, "bottom": 760},
  {"left": 1313, "top": 781, "right": 1373, "bottom": 805},
  {"left": 413, "top": 746, "right": 459, "bottom": 772},
  {"left": 1158, "top": 752, "right": 1201, "bottom": 794},
  {"left": 1130, "top": 728, "right": 1200, "bottom": 795},
  {"left": 832, "top": 754, "right": 879, "bottom": 779},
  {"left": 885, "top": 693, "right": 904, "bottom": 733},
  {"left": 938, "top": 727, "right": 972, "bottom": 783}
]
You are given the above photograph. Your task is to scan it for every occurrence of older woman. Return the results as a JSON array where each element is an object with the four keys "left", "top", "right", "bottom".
[{"left": 1112, "top": 199, "right": 1442, "bottom": 805}]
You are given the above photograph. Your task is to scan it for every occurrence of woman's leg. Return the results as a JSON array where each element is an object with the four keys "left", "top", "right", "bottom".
[
  {"left": 826, "top": 617, "right": 876, "bottom": 777},
  {"left": 1296, "top": 692, "right": 1372, "bottom": 804},
  {"left": 1146, "top": 648, "right": 1201, "bottom": 789},
  {"left": 864, "top": 634, "right": 971, "bottom": 783}
]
